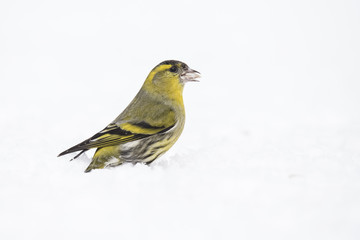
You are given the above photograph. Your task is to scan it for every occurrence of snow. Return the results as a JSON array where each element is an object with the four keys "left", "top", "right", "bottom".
[{"left": 1, "top": 0, "right": 360, "bottom": 239}]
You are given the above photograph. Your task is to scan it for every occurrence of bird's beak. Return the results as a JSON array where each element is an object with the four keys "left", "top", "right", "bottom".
[{"left": 180, "top": 68, "right": 201, "bottom": 83}]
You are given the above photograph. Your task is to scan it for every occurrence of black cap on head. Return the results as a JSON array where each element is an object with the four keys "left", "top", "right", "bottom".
[
  {"left": 157, "top": 60, "right": 188, "bottom": 70},
  {"left": 158, "top": 60, "right": 182, "bottom": 65}
]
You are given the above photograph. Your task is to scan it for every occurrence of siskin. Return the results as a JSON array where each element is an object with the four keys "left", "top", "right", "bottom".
[{"left": 58, "top": 60, "right": 200, "bottom": 172}]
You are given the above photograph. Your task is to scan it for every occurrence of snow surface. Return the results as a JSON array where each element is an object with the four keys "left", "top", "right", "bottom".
[{"left": 1, "top": 0, "right": 360, "bottom": 239}]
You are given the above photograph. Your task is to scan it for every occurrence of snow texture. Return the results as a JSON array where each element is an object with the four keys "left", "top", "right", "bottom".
[{"left": 0, "top": 0, "right": 360, "bottom": 239}]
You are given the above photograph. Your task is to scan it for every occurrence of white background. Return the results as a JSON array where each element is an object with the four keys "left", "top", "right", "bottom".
[{"left": 0, "top": 0, "right": 359, "bottom": 239}]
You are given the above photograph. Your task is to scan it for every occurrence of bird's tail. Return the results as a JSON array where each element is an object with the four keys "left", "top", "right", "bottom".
[
  {"left": 58, "top": 145, "right": 89, "bottom": 161},
  {"left": 84, "top": 146, "right": 123, "bottom": 173}
]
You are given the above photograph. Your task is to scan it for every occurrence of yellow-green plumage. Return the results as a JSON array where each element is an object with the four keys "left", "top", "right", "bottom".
[{"left": 58, "top": 60, "right": 200, "bottom": 172}]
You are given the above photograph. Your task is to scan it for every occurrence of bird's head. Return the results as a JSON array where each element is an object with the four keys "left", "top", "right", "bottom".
[{"left": 143, "top": 60, "right": 200, "bottom": 99}]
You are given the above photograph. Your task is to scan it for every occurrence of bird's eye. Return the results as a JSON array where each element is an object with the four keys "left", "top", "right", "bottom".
[{"left": 169, "top": 66, "right": 178, "bottom": 73}]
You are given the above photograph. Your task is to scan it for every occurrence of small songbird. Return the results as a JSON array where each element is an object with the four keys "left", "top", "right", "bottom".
[{"left": 58, "top": 60, "right": 200, "bottom": 172}]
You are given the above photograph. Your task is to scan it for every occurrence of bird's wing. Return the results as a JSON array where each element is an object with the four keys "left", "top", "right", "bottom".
[{"left": 58, "top": 121, "right": 175, "bottom": 157}]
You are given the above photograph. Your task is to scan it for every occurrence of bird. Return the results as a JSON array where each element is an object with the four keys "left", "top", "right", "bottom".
[{"left": 58, "top": 60, "right": 200, "bottom": 172}]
